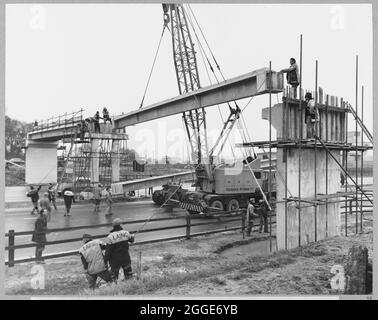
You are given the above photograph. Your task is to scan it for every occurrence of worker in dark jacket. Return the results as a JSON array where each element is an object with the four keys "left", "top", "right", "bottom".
[
  {"left": 254, "top": 188, "right": 269, "bottom": 233},
  {"left": 27, "top": 185, "right": 42, "bottom": 215},
  {"left": 93, "top": 111, "right": 102, "bottom": 133},
  {"left": 32, "top": 209, "right": 48, "bottom": 264},
  {"left": 79, "top": 234, "right": 113, "bottom": 289},
  {"left": 280, "top": 58, "right": 300, "bottom": 98},
  {"left": 256, "top": 200, "right": 269, "bottom": 233},
  {"left": 104, "top": 218, "right": 135, "bottom": 281},
  {"left": 102, "top": 107, "right": 112, "bottom": 125}
]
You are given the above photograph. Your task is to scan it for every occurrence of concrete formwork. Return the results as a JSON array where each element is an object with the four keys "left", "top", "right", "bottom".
[{"left": 262, "top": 98, "right": 347, "bottom": 250}]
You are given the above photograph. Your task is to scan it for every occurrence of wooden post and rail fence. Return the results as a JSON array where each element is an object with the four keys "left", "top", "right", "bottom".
[{"left": 5, "top": 209, "right": 277, "bottom": 267}]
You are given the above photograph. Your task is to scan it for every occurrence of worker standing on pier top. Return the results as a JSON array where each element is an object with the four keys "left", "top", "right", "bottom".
[
  {"left": 304, "top": 92, "right": 319, "bottom": 139},
  {"left": 93, "top": 111, "right": 102, "bottom": 133},
  {"left": 280, "top": 58, "right": 300, "bottom": 98},
  {"left": 102, "top": 107, "right": 112, "bottom": 125}
]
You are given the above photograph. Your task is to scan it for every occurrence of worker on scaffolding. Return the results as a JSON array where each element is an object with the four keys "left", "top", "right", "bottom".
[
  {"left": 78, "top": 120, "right": 88, "bottom": 141},
  {"left": 93, "top": 111, "right": 102, "bottom": 133},
  {"left": 280, "top": 58, "right": 300, "bottom": 99},
  {"left": 79, "top": 234, "right": 114, "bottom": 289},
  {"left": 102, "top": 107, "right": 112, "bottom": 125},
  {"left": 104, "top": 218, "right": 135, "bottom": 281},
  {"left": 304, "top": 92, "right": 319, "bottom": 139}
]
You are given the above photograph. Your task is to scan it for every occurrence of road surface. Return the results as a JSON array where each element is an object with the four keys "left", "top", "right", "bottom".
[{"left": 5, "top": 200, "right": 253, "bottom": 263}]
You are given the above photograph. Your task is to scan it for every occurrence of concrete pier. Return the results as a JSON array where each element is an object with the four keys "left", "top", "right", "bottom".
[
  {"left": 25, "top": 140, "right": 58, "bottom": 184},
  {"left": 262, "top": 98, "right": 347, "bottom": 249}
]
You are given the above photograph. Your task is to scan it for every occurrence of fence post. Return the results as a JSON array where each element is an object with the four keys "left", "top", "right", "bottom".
[
  {"left": 186, "top": 213, "right": 191, "bottom": 240},
  {"left": 8, "top": 230, "right": 15, "bottom": 267},
  {"left": 136, "top": 251, "right": 142, "bottom": 281}
]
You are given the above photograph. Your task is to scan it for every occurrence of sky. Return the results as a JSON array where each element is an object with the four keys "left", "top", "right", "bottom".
[{"left": 5, "top": 3, "right": 373, "bottom": 162}]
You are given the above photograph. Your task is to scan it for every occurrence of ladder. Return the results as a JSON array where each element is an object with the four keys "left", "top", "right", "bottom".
[{"left": 347, "top": 103, "right": 373, "bottom": 144}]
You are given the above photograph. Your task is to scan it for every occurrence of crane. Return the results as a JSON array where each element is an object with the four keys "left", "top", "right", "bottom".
[
  {"left": 162, "top": 3, "right": 211, "bottom": 189},
  {"left": 152, "top": 4, "right": 274, "bottom": 213}
]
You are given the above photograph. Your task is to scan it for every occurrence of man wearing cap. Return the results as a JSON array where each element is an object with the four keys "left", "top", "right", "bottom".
[
  {"left": 79, "top": 234, "right": 113, "bottom": 289},
  {"left": 104, "top": 218, "right": 135, "bottom": 281}
]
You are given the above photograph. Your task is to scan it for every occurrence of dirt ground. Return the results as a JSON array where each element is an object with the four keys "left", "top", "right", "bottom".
[{"left": 4, "top": 215, "right": 373, "bottom": 296}]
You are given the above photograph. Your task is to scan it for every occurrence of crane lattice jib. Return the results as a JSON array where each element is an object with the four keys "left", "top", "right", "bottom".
[{"left": 164, "top": 4, "right": 209, "bottom": 168}]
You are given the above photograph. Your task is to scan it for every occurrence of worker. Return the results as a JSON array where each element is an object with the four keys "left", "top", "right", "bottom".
[
  {"left": 104, "top": 218, "right": 135, "bottom": 281},
  {"left": 102, "top": 108, "right": 112, "bottom": 125},
  {"left": 256, "top": 199, "right": 269, "bottom": 233},
  {"left": 304, "top": 92, "right": 319, "bottom": 138},
  {"left": 47, "top": 183, "right": 58, "bottom": 211},
  {"left": 280, "top": 58, "right": 300, "bottom": 98},
  {"left": 93, "top": 111, "right": 102, "bottom": 133},
  {"left": 27, "top": 185, "right": 42, "bottom": 215},
  {"left": 40, "top": 192, "right": 52, "bottom": 222},
  {"left": 246, "top": 198, "right": 258, "bottom": 236},
  {"left": 32, "top": 209, "right": 48, "bottom": 264},
  {"left": 253, "top": 187, "right": 263, "bottom": 204},
  {"left": 62, "top": 187, "right": 75, "bottom": 217},
  {"left": 79, "top": 234, "right": 114, "bottom": 289},
  {"left": 104, "top": 186, "right": 113, "bottom": 216},
  {"left": 77, "top": 120, "right": 87, "bottom": 140},
  {"left": 84, "top": 117, "right": 92, "bottom": 131},
  {"left": 93, "top": 184, "right": 102, "bottom": 212},
  {"left": 340, "top": 172, "right": 345, "bottom": 186}
]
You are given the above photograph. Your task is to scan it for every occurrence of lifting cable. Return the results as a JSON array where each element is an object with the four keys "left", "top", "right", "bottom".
[
  {"left": 133, "top": 183, "right": 184, "bottom": 238},
  {"left": 139, "top": 24, "right": 167, "bottom": 109},
  {"left": 185, "top": 5, "right": 238, "bottom": 160},
  {"left": 185, "top": 4, "right": 262, "bottom": 160}
]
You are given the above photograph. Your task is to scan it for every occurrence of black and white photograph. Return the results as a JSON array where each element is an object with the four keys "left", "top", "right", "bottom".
[{"left": 2, "top": 1, "right": 375, "bottom": 299}]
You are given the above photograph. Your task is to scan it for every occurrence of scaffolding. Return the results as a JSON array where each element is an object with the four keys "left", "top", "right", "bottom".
[
  {"left": 57, "top": 124, "right": 132, "bottom": 193},
  {"left": 238, "top": 40, "right": 373, "bottom": 251}
]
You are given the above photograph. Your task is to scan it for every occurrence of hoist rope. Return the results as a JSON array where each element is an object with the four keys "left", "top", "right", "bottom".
[
  {"left": 139, "top": 24, "right": 167, "bottom": 109},
  {"left": 133, "top": 183, "right": 184, "bottom": 236}
]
